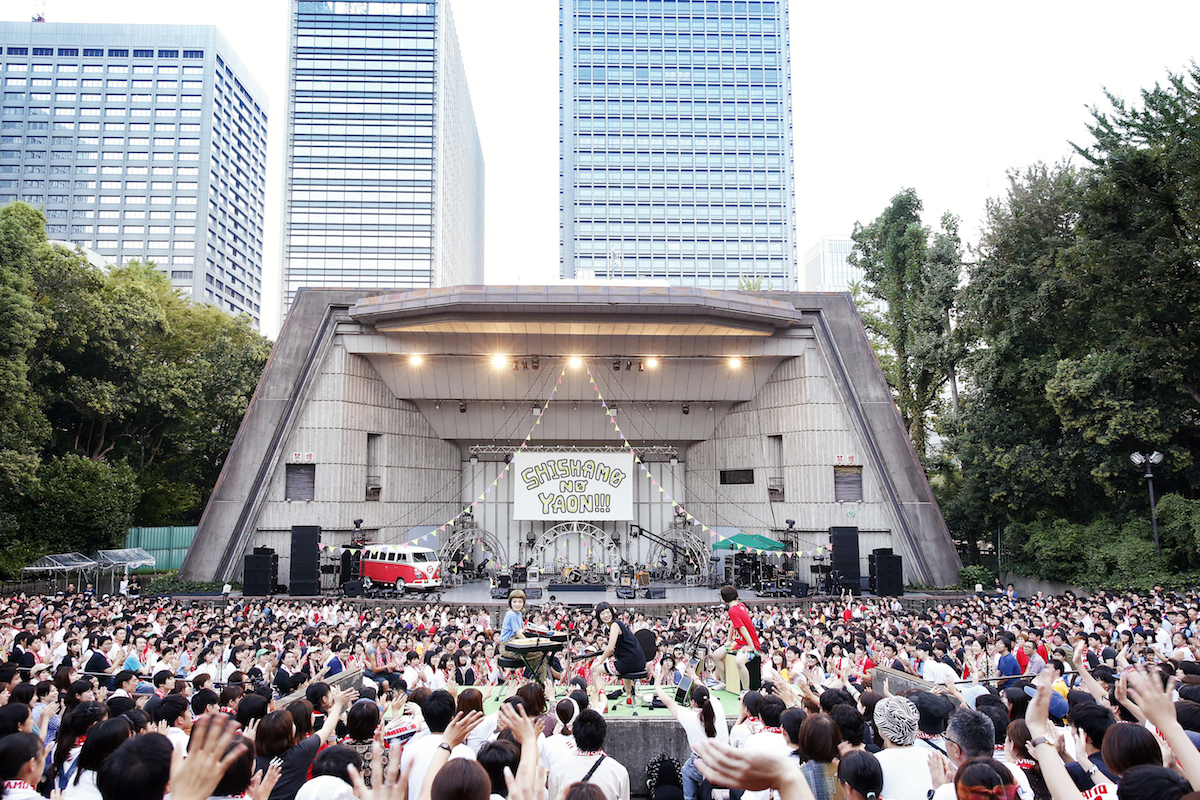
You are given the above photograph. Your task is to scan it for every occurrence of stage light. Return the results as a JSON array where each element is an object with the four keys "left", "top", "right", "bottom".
[
  {"left": 707, "top": 405, "right": 714, "bottom": 412},
  {"left": 612, "top": 359, "right": 621, "bottom": 371},
  {"left": 728, "top": 356, "right": 742, "bottom": 368},
  {"left": 625, "top": 361, "right": 633, "bottom": 371},
  {"left": 492, "top": 354, "right": 507, "bottom": 368},
  {"left": 531, "top": 357, "right": 540, "bottom": 370},
  {"left": 647, "top": 357, "right": 658, "bottom": 368},
  {"left": 785, "top": 519, "right": 795, "bottom": 529},
  {"left": 610, "top": 530, "right": 621, "bottom": 545},
  {"left": 459, "top": 403, "right": 467, "bottom": 414},
  {"left": 682, "top": 404, "right": 690, "bottom": 415},
  {"left": 469, "top": 455, "right": 479, "bottom": 465},
  {"left": 434, "top": 402, "right": 441, "bottom": 410},
  {"left": 637, "top": 360, "right": 645, "bottom": 372},
  {"left": 572, "top": 403, "right": 579, "bottom": 411},
  {"left": 669, "top": 456, "right": 679, "bottom": 466},
  {"left": 512, "top": 359, "right": 520, "bottom": 371},
  {"left": 532, "top": 406, "right": 541, "bottom": 417},
  {"left": 569, "top": 356, "right": 583, "bottom": 369},
  {"left": 409, "top": 354, "right": 423, "bottom": 366}
]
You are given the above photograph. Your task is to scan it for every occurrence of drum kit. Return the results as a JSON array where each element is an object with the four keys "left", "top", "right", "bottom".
[{"left": 557, "top": 561, "right": 607, "bottom": 584}]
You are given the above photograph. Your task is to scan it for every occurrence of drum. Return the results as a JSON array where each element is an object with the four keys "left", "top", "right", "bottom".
[{"left": 568, "top": 568, "right": 583, "bottom": 583}]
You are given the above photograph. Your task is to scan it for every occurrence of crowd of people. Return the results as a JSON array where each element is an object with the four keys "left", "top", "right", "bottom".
[{"left": 0, "top": 582, "right": 1199, "bottom": 800}]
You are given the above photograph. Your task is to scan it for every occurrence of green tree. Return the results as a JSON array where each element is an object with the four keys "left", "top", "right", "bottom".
[{"left": 849, "top": 190, "right": 963, "bottom": 463}]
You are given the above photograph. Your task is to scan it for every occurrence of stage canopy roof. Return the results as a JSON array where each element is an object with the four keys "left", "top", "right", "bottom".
[
  {"left": 712, "top": 532, "right": 785, "bottom": 552},
  {"left": 22, "top": 552, "right": 97, "bottom": 574}
]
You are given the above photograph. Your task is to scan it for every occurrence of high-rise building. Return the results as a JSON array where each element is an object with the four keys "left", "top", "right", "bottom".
[
  {"left": 282, "top": 0, "right": 484, "bottom": 315},
  {"left": 0, "top": 22, "right": 268, "bottom": 326},
  {"left": 559, "top": 0, "right": 795, "bottom": 290},
  {"left": 803, "top": 237, "right": 859, "bottom": 291}
]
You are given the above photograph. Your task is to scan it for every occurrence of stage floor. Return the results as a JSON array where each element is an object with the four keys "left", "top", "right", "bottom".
[
  {"left": 474, "top": 681, "right": 744, "bottom": 719},
  {"left": 439, "top": 581, "right": 721, "bottom": 606}
]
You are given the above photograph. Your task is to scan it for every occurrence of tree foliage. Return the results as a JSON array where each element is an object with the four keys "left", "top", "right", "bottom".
[
  {"left": 0, "top": 202, "right": 271, "bottom": 574},
  {"left": 940, "top": 64, "right": 1200, "bottom": 587},
  {"left": 849, "top": 190, "right": 964, "bottom": 463}
]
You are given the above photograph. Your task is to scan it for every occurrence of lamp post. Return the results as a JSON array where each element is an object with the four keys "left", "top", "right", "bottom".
[{"left": 1130, "top": 451, "right": 1164, "bottom": 554}]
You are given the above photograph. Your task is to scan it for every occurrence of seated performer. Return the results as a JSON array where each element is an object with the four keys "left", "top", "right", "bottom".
[
  {"left": 589, "top": 601, "right": 646, "bottom": 701},
  {"left": 709, "top": 584, "right": 761, "bottom": 690},
  {"left": 499, "top": 589, "right": 551, "bottom": 684}
]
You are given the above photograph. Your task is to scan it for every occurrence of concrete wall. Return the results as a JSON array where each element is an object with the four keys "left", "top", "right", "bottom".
[{"left": 603, "top": 718, "right": 692, "bottom": 796}]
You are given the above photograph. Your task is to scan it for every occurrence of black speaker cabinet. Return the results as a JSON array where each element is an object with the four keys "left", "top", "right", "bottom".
[
  {"left": 648, "top": 587, "right": 666, "bottom": 599},
  {"left": 342, "top": 579, "right": 364, "bottom": 598},
  {"left": 243, "top": 552, "right": 277, "bottom": 596},
  {"left": 524, "top": 587, "right": 543, "bottom": 600},
  {"left": 290, "top": 525, "right": 320, "bottom": 596},
  {"left": 616, "top": 586, "right": 635, "bottom": 599},
  {"left": 830, "top": 526, "right": 861, "bottom": 594},
  {"left": 790, "top": 580, "right": 809, "bottom": 598},
  {"left": 874, "top": 554, "right": 904, "bottom": 596}
]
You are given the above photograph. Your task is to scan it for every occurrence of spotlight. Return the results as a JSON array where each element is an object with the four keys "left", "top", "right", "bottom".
[
  {"left": 785, "top": 519, "right": 795, "bottom": 530},
  {"left": 625, "top": 361, "right": 632, "bottom": 371},
  {"left": 613, "top": 359, "right": 621, "bottom": 371},
  {"left": 501, "top": 403, "right": 506, "bottom": 410},
  {"left": 409, "top": 354, "right": 423, "bottom": 366},
  {"left": 610, "top": 530, "right": 621, "bottom": 545},
  {"left": 531, "top": 357, "right": 540, "bottom": 370},
  {"left": 707, "top": 405, "right": 714, "bottom": 412},
  {"left": 669, "top": 456, "right": 678, "bottom": 466},
  {"left": 469, "top": 455, "right": 479, "bottom": 465},
  {"left": 647, "top": 357, "right": 658, "bottom": 368},
  {"left": 512, "top": 359, "right": 520, "bottom": 371},
  {"left": 682, "top": 404, "right": 690, "bottom": 415},
  {"left": 434, "top": 401, "right": 441, "bottom": 410},
  {"left": 504, "top": 454, "right": 512, "bottom": 464},
  {"left": 492, "top": 354, "right": 507, "bottom": 368},
  {"left": 637, "top": 360, "right": 645, "bottom": 372},
  {"left": 459, "top": 403, "right": 467, "bottom": 414},
  {"left": 532, "top": 406, "right": 541, "bottom": 417},
  {"left": 629, "top": 525, "right": 641, "bottom": 538},
  {"left": 526, "top": 532, "right": 536, "bottom": 546},
  {"left": 728, "top": 356, "right": 742, "bottom": 368},
  {"left": 572, "top": 403, "right": 579, "bottom": 411},
  {"left": 569, "top": 356, "right": 582, "bottom": 369}
]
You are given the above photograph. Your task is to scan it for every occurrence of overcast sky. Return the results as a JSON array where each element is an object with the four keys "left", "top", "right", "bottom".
[{"left": 22, "top": 0, "right": 1200, "bottom": 337}]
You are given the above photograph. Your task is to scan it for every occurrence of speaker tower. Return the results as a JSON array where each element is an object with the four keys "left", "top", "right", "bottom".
[{"left": 290, "top": 526, "right": 321, "bottom": 596}]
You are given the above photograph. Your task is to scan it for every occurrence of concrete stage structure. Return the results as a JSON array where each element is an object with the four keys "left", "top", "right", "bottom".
[{"left": 182, "top": 286, "right": 959, "bottom": 587}]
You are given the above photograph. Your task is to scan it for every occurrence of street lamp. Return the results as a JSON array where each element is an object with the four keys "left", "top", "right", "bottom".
[{"left": 1130, "top": 451, "right": 1164, "bottom": 554}]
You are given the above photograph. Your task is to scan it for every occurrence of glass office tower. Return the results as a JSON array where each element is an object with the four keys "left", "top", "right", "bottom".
[
  {"left": 283, "top": 0, "right": 484, "bottom": 314},
  {"left": 803, "top": 237, "right": 859, "bottom": 291},
  {"left": 0, "top": 22, "right": 268, "bottom": 326},
  {"left": 560, "top": 0, "right": 795, "bottom": 290}
]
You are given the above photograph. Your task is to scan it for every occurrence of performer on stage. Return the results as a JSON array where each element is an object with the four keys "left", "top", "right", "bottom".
[
  {"left": 709, "top": 585, "right": 761, "bottom": 690},
  {"left": 498, "top": 589, "right": 550, "bottom": 684},
  {"left": 589, "top": 601, "right": 646, "bottom": 701}
]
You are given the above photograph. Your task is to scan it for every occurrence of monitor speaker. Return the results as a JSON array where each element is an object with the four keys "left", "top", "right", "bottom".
[
  {"left": 648, "top": 587, "right": 666, "bottom": 599},
  {"left": 830, "top": 526, "right": 860, "bottom": 595},
  {"left": 616, "top": 586, "right": 635, "bottom": 599},
  {"left": 342, "top": 580, "right": 364, "bottom": 598},
  {"left": 290, "top": 525, "right": 320, "bottom": 596},
  {"left": 789, "top": 580, "right": 809, "bottom": 598},
  {"left": 524, "top": 587, "right": 543, "bottom": 600}
]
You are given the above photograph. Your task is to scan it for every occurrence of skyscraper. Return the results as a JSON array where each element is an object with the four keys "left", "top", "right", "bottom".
[
  {"left": 559, "top": 0, "right": 795, "bottom": 290},
  {"left": 0, "top": 22, "right": 268, "bottom": 326},
  {"left": 803, "top": 237, "right": 860, "bottom": 291},
  {"left": 282, "top": 0, "right": 485, "bottom": 315}
]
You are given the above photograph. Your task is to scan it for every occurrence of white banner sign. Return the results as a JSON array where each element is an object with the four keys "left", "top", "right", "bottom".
[{"left": 512, "top": 451, "right": 634, "bottom": 521}]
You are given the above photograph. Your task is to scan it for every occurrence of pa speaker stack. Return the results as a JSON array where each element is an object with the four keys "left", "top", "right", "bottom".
[
  {"left": 870, "top": 550, "right": 904, "bottom": 597},
  {"left": 290, "top": 526, "right": 321, "bottom": 596},
  {"left": 243, "top": 547, "right": 278, "bottom": 596},
  {"left": 830, "top": 526, "right": 861, "bottom": 596}
]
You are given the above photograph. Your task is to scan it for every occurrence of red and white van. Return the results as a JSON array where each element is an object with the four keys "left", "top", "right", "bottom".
[{"left": 358, "top": 543, "right": 441, "bottom": 593}]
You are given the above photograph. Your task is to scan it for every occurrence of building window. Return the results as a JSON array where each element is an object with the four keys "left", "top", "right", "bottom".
[
  {"left": 108, "top": 49, "right": 129, "bottom": 58},
  {"left": 133, "top": 50, "right": 154, "bottom": 59},
  {"left": 719, "top": 469, "right": 754, "bottom": 485},
  {"left": 285, "top": 463, "right": 315, "bottom": 501},
  {"left": 183, "top": 50, "right": 204, "bottom": 59},
  {"left": 833, "top": 466, "right": 863, "bottom": 502}
]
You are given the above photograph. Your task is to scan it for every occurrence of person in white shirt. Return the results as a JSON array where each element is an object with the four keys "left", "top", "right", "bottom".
[
  {"left": 151, "top": 694, "right": 193, "bottom": 756},
  {"left": 653, "top": 673, "right": 728, "bottom": 800},
  {"left": 62, "top": 717, "right": 133, "bottom": 800},
  {"left": 872, "top": 695, "right": 934, "bottom": 800},
  {"left": 0, "top": 732, "right": 49, "bottom": 800},
  {"left": 547, "top": 710, "right": 630, "bottom": 800},
  {"left": 740, "top": 696, "right": 793, "bottom": 800},
  {"left": 399, "top": 690, "right": 477, "bottom": 800},
  {"left": 541, "top": 698, "right": 582, "bottom": 771}
]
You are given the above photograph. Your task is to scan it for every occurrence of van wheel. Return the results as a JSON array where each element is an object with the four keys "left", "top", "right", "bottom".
[{"left": 395, "top": 578, "right": 406, "bottom": 594}]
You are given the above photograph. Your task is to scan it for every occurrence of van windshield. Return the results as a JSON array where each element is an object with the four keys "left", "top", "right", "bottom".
[{"left": 411, "top": 552, "right": 431, "bottom": 562}]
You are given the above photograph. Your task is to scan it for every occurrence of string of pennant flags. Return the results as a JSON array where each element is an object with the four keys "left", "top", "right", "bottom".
[{"left": 584, "top": 365, "right": 829, "bottom": 560}]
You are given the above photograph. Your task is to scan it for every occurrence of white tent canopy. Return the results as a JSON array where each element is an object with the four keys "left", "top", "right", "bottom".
[
  {"left": 22, "top": 552, "right": 98, "bottom": 574},
  {"left": 93, "top": 548, "right": 156, "bottom": 571}
]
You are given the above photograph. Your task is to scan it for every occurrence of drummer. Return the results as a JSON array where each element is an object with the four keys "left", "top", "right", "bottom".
[
  {"left": 499, "top": 589, "right": 551, "bottom": 684},
  {"left": 589, "top": 601, "right": 647, "bottom": 702}
]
